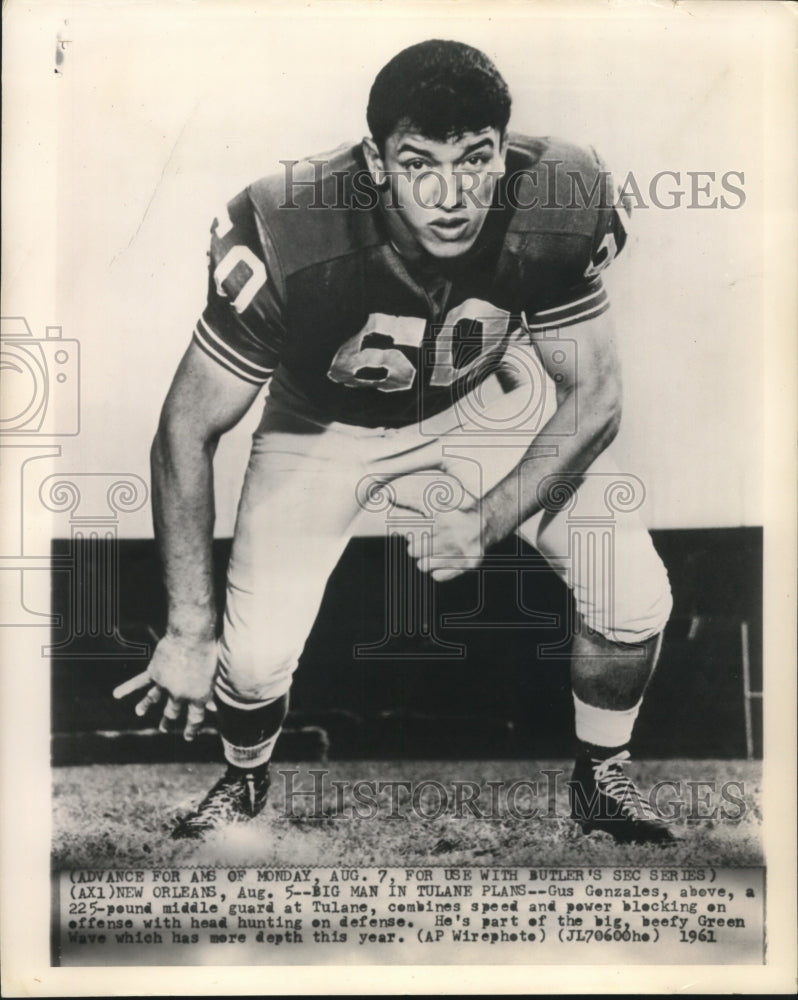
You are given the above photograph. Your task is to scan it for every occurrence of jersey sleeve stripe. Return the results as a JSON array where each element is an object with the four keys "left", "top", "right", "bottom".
[
  {"left": 530, "top": 285, "right": 607, "bottom": 319},
  {"left": 525, "top": 298, "right": 610, "bottom": 332},
  {"left": 192, "top": 324, "right": 271, "bottom": 385},
  {"left": 197, "top": 315, "right": 276, "bottom": 376}
]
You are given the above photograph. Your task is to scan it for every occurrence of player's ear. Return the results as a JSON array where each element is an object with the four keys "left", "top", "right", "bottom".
[{"left": 362, "top": 136, "right": 387, "bottom": 187}]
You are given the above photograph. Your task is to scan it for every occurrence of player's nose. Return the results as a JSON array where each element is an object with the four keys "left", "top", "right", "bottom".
[
  {"left": 436, "top": 169, "right": 465, "bottom": 210},
  {"left": 419, "top": 168, "right": 463, "bottom": 210}
]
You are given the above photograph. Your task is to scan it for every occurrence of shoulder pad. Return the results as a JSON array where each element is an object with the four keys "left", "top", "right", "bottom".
[
  {"left": 246, "top": 144, "right": 382, "bottom": 277},
  {"left": 504, "top": 134, "right": 611, "bottom": 238}
]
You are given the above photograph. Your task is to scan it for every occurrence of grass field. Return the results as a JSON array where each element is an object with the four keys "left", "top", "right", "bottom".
[{"left": 52, "top": 759, "right": 762, "bottom": 870}]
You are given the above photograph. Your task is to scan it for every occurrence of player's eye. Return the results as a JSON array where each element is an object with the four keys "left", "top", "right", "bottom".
[
  {"left": 463, "top": 154, "right": 490, "bottom": 168},
  {"left": 401, "top": 159, "right": 428, "bottom": 172}
]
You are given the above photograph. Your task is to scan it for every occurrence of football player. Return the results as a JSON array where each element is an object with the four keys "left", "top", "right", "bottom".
[{"left": 121, "top": 40, "right": 675, "bottom": 844}]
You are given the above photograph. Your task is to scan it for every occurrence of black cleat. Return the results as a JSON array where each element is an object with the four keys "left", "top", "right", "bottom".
[
  {"left": 172, "top": 764, "right": 271, "bottom": 840},
  {"left": 569, "top": 748, "right": 678, "bottom": 845}
]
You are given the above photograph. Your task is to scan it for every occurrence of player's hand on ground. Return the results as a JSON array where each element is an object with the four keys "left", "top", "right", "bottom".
[
  {"left": 407, "top": 506, "right": 484, "bottom": 582},
  {"left": 113, "top": 632, "right": 218, "bottom": 741}
]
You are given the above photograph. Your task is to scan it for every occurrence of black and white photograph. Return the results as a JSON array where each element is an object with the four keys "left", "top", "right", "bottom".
[{"left": 1, "top": 0, "right": 795, "bottom": 994}]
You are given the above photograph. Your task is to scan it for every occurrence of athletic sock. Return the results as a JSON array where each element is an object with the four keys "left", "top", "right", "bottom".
[
  {"left": 215, "top": 693, "right": 289, "bottom": 769},
  {"left": 572, "top": 693, "right": 641, "bottom": 753}
]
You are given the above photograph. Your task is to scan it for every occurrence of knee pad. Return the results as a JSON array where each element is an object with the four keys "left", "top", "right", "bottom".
[
  {"left": 580, "top": 557, "right": 673, "bottom": 645},
  {"left": 216, "top": 632, "right": 298, "bottom": 706}
]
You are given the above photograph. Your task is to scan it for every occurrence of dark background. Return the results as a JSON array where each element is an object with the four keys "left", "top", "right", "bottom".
[{"left": 51, "top": 527, "right": 762, "bottom": 763}]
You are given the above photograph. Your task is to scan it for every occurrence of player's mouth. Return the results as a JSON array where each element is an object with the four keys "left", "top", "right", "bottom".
[{"left": 428, "top": 217, "right": 471, "bottom": 240}]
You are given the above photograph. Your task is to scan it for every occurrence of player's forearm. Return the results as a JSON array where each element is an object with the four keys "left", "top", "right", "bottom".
[
  {"left": 150, "top": 425, "right": 218, "bottom": 640},
  {"left": 482, "top": 378, "right": 622, "bottom": 546}
]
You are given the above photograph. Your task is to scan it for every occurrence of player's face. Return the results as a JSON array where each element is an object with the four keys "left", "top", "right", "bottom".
[{"left": 367, "top": 126, "right": 507, "bottom": 259}]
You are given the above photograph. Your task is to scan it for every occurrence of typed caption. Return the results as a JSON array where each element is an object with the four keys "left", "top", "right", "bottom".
[{"left": 55, "top": 865, "right": 764, "bottom": 966}]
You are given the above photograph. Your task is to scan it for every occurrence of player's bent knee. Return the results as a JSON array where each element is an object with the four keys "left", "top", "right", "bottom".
[
  {"left": 216, "top": 635, "right": 298, "bottom": 705},
  {"left": 216, "top": 664, "right": 295, "bottom": 706},
  {"left": 585, "top": 569, "right": 673, "bottom": 646}
]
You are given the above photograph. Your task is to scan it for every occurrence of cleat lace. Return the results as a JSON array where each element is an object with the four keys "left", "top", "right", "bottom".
[
  {"left": 592, "top": 751, "right": 658, "bottom": 821},
  {"left": 172, "top": 765, "right": 271, "bottom": 840},
  {"left": 189, "top": 786, "right": 240, "bottom": 826},
  {"left": 245, "top": 772, "right": 257, "bottom": 815},
  {"left": 176, "top": 769, "right": 268, "bottom": 833}
]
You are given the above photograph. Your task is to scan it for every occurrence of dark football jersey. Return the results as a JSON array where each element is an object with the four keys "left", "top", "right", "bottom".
[{"left": 193, "top": 135, "right": 629, "bottom": 428}]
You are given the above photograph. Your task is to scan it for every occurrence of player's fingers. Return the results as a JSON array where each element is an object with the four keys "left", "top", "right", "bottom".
[
  {"left": 432, "top": 567, "right": 463, "bottom": 582},
  {"left": 163, "top": 696, "right": 182, "bottom": 720},
  {"left": 408, "top": 528, "right": 436, "bottom": 564},
  {"left": 417, "top": 552, "right": 456, "bottom": 575},
  {"left": 158, "top": 696, "right": 183, "bottom": 733},
  {"left": 135, "top": 684, "right": 163, "bottom": 717},
  {"left": 184, "top": 702, "right": 206, "bottom": 742},
  {"left": 205, "top": 697, "right": 217, "bottom": 713},
  {"left": 113, "top": 671, "right": 152, "bottom": 700}
]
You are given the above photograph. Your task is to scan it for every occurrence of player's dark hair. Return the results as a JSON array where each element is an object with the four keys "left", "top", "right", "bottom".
[{"left": 367, "top": 40, "right": 512, "bottom": 153}]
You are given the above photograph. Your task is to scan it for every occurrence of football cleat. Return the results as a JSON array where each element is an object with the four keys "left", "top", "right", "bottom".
[
  {"left": 172, "top": 764, "right": 271, "bottom": 840},
  {"left": 569, "top": 747, "right": 678, "bottom": 845}
]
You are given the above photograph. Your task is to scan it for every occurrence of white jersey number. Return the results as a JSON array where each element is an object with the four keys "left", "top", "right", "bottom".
[
  {"left": 211, "top": 209, "right": 268, "bottom": 315},
  {"left": 327, "top": 299, "right": 510, "bottom": 393},
  {"left": 327, "top": 314, "right": 424, "bottom": 392}
]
